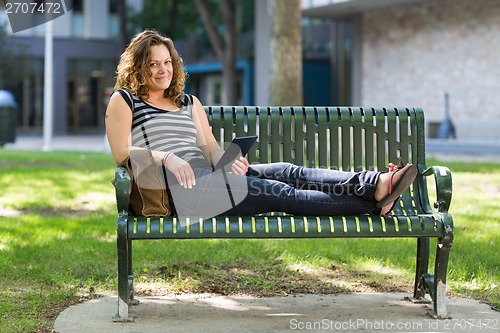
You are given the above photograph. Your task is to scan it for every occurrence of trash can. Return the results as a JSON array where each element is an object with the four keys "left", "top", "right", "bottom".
[{"left": 0, "top": 90, "right": 18, "bottom": 146}]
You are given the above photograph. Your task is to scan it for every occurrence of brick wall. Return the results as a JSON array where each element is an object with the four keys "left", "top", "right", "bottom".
[{"left": 362, "top": 0, "right": 500, "bottom": 140}]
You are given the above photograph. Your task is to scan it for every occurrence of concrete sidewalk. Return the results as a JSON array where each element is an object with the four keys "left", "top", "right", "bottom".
[
  {"left": 54, "top": 293, "right": 500, "bottom": 333},
  {"left": 425, "top": 138, "right": 500, "bottom": 163},
  {"left": 3, "top": 134, "right": 110, "bottom": 153}
]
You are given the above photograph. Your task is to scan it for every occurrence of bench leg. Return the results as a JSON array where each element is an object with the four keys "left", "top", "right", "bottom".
[
  {"left": 114, "top": 217, "right": 135, "bottom": 322},
  {"left": 430, "top": 222, "right": 453, "bottom": 319},
  {"left": 406, "top": 238, "right": 432, "bottom": 305},
  {"left": 407, "top": 219, "right": 453, "bottom": 319},
  {"left": 413, "top": 237, "right": 430, "bottom": 300},
  {"left": 127, "top": 240, "right": 140, "bottom": 306}
]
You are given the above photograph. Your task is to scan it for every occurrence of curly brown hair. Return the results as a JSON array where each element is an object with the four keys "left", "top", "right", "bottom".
[{"left": 114, "top": 29, "right": 187, "bottom": 107}]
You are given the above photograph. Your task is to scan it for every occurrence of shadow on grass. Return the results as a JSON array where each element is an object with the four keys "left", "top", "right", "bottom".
[{"left": 128, "top": 237, "right": 416, "bottom": 299}]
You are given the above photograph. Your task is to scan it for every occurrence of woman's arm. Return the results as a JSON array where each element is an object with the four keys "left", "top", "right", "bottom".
[
  {"left": 191, "top": 95, "right": 224, "bottom": 166},
  {"left": 105, "top": 92, "right": 133, "bottom": 165}
]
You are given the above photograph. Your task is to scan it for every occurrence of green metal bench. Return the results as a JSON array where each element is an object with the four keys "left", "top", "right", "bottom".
[{"left": 112, "top": 106, "right": 453, "bottom": 321}]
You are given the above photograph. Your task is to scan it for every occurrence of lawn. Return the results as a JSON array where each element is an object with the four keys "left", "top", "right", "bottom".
[{"left": 0, "top": 149, "right": 498, "bottom": 332}]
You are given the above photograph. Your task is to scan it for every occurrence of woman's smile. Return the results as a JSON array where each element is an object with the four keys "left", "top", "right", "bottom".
[{"left": 147, "top": 44, "right": 173, "bottom": 92}]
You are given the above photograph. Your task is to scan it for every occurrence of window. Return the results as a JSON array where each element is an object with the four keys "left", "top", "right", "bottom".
[
  {"left": 67, "top": 59, "right": 116, "bottom": 131},
  {"left": 73, "top": 0, "right": 83, "bottom": 13},
  {"left": 108, "top": 0, "right": 119, "bottom": 38},
  {"left": 71, "top": 0, "right": 84, "bottom": 37}
]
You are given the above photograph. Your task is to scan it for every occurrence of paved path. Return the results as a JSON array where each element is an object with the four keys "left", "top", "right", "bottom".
[
  {"left": 425, "top": 138, "right": 500, "bottom": 163},
  {"left": 54, "top": 293, "right": 500, "bottom": 333},
  {"left": 3, "top": 134, "right": 111, "bottom": 153}
]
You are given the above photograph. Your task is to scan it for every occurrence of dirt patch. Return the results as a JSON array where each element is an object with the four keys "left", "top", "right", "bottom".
[
  {"left": 133, "top": 261, "right": 412, "bottom": 298},
  {"left": 0, "top": 207, "right": 110, "bottom": 219}
]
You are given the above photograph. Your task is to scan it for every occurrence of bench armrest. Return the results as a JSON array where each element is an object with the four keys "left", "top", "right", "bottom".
[
  {"left": 114, "top": 166, "right": 131, "bottom": 215},
  {"left": 421, "top": 165, "right": 453, "bottom": 213}
]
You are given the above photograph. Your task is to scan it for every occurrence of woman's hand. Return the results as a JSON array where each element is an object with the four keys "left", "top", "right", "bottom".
[
  {"left": 165, "top": 154, "right": 196, "bottom": 189},
  {"left": 230, "top": 156, "right": 249, "bottom": 176}
]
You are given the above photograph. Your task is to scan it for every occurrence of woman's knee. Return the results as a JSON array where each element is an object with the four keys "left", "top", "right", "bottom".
[
  {"left": 265, "top": 162, "right": 296, "bottom": 179},
  {"left": 248, "top": 162, "right": 293, "bottom": 179}
]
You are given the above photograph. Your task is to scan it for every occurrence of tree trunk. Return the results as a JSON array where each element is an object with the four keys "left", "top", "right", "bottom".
[
  {"left": 270, "top": 0, "right": 303, "bottom": 105},
  {"left": 194, "top": 0, "right": 238, "bottom": 105},
  {"left": 167, "top": 0, "right": 180, "bottom": 34},
  {"left": 117, "top": 0, "right": 127, "bottom": 51},
  {"left": 221, "top": 0, "right": 237, "bottom": 105}
]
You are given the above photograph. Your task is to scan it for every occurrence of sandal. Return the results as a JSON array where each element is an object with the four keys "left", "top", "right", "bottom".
[
  {"left": 378, "top": 163, "right": 400, "bottom": 215},
  {"left": 376, "top": 159, "right": 418, "bottom": 208}
]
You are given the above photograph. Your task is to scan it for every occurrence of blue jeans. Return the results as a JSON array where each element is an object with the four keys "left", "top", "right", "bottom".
[{"left": 168, "top": 162, "right": 382, "bottom": 218}]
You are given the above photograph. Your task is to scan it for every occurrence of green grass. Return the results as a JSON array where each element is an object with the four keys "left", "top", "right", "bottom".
[{"left": 0, "top": 149, "right": 499, "bottom": 332}]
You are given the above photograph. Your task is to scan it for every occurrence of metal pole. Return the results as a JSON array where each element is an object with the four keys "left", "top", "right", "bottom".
[{"left": 42, "top": 18, "right": 53, "bottom": 151}]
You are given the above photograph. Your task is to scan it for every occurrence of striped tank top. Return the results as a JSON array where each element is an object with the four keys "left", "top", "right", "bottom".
[{"left": 117, "top": 89, "right": 210, "bottom": 169}]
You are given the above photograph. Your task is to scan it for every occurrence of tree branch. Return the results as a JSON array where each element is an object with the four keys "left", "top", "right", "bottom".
[
  {"left": 194, "top": 0, "right": 224, "bottom": 60},
  {"left": 167, "top": 0, "right": 180, "bottom": 34}
]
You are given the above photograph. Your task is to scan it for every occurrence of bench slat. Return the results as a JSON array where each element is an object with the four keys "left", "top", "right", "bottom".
[{"left": 362, "top": 108, "right": 376, "bottom": 169}]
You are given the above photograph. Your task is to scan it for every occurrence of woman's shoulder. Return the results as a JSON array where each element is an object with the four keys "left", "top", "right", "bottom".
[
  {"left": 181, "top": 94, "right": 195, "bottom": 107},
  {"left": 115, "top": 89, "right": 140, "bottom": 100},
  {"left": 114, "top": 89, "right": 144, "bottom": 110}
]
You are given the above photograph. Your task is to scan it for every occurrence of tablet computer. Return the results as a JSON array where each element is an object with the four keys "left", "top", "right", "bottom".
[{"left": 214, "top": 135, "right": 258, "bottom": 170}]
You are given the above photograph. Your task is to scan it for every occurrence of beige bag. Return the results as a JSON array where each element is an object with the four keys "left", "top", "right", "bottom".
[{"left": 121, "top": 149, "right": 173, "bottom": 216}]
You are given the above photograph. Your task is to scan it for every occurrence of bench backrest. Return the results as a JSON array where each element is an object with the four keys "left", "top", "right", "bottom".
[
  {"left": 205, "top": 106, "right": 428, "bottom": 214},
  {"left": 206, "top": 106, "right": 425, "bottom": 170}
]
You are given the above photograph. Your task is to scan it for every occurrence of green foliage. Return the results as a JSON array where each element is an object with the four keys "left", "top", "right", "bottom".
[
  {"left": 128, "top": 0, "right": 255, "bottom": 58},
  {"left": 129, "top": 0, "right": 255, "bottom": 39},
  {"left": 129, "top": 0, "right": 202, "bottom": 39},
  {"left": 0, "top": 150, "right": 498, "bottom": 332}
]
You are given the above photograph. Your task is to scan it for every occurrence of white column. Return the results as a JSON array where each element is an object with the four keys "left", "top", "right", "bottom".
[
  {"left": 84, "top": 0, "right": 109, "bottom": 39},
  {"left": 42, "top": 18, "right": 53, "bottom": 151},
  {"left": 254, "top": 0, "right": 272, "bottom": 105}
]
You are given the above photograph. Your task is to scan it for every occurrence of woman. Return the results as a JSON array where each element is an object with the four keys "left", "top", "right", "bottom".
[{"left": 106, "top": 29, "right": 417, "bottom": 218}]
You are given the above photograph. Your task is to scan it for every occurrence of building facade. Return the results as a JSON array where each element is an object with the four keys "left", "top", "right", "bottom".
[
  {"left": 3, "top": 0, "right": 498, "bottom": 140},
  {"left": 302, "top": 0, "right": 500, "bottom": 140},
  {"left": 1, "top": 0, "right": 143, "bottom": 134},
  {"left": 2, "top": 0, "right": 332, "bottom": 135}
]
